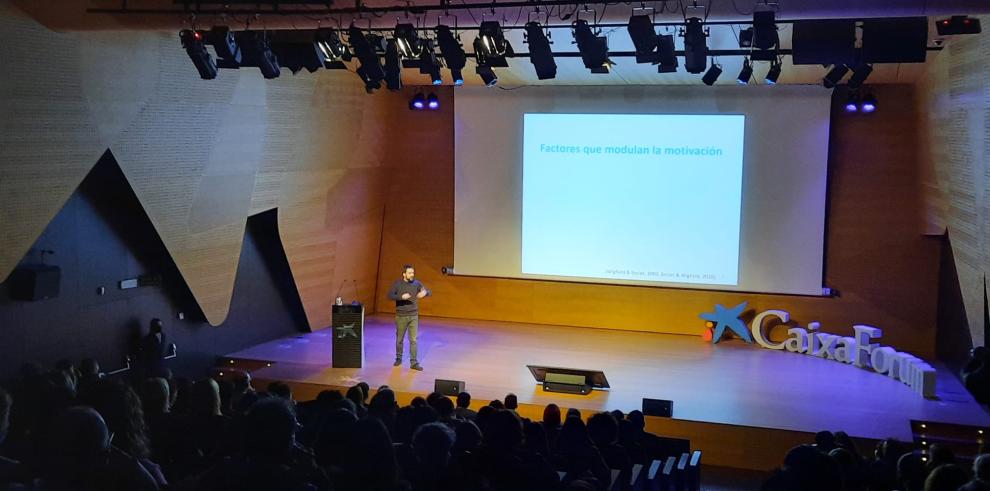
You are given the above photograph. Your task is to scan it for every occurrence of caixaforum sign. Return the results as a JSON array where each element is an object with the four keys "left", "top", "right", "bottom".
[{"left": 700, "top": 302, "right": 936, "bottom": 398}]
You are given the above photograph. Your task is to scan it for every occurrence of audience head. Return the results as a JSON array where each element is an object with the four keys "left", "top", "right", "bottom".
[
  {"left": 454, "top": 420, "right": 483, "bottom": 453},
  {"left": 975, "top": 453, "right": 990, "bottom": 482},
  {"left": 149, "top": 317, "right": 164, "bottom": 334},
  {"left": 627, "top": 409, "right": 646, "bottom": 430},
  {"left": 139, "top": 377, "right": 170, "bottom": 414},
  {"left": 434, "top": 395, "right": 455, "bottom": 419},
  {"left": 45, "top": 407, "right": 111, "bottom": 484},
  {"left": 410, "top": 396, "right": 427, "bottom": 408},
  {"left": 267, "top": 381, "right": 293, "bottom": 401},
  {"left": 357, "top": 382, "right": 371, "bottom": 402},
  {"left": 317, "top": 389, "right": 344, "bottom": 405},
  {"left": 926, "top": 444, "right": 956, "bottom": 472},
  {"left": 566, "top": 408, "right": 582, "bottom": 420},
  {"left": 0, "top": 386, "right": 11, "bottom": 445},
  {"left": 488, "top": 399, "right": 505, "bottom": 410},
  {"left": 243, "top": 397, "right": 298, "bottom": 457},
  {"left": 344, "top": 417, "right": 400, "bottom": 488},
  {"left": 346, "top": 385, "right": 365, "bottom": 408},
  {"left": 587, "top": 411, "right": 619, "bottom": 447},
  {"left": 543, "top": 403, "right": 562, "bottom": 428},
  {"left": 814, "top": 430, "right": 836, "bottom": 452},
  {"left": 78, "top": 378, "right": 150, "bottom": 459},
  {"left": 230, "top": 369, "right": 252, "bottom": 393},
  {"left": 191, "top": 378, "right": 222, "bottom": 417},
  {"left": 413, "top": 422, "right": 456, "bottom": 468},
  {"left": 79, "top": 358, "right": 100, "bottom": 378},
  {"left": 456, "top": 391, "right": 471, "bottom": 409},
  {"left": 504, "top": 393, "right": 518, "bottom": 410},
  {"left": 924, "top": 464, "right": 968, "bottom": 491},
  {"left": 558, "top": 415, "right": 592, "bottom": 449},
  {"left": 484, "top": 409, "right": 523, "bottom": 451},
  {"left": 898, "top": 451, "right": 927, "bottom": 491}
]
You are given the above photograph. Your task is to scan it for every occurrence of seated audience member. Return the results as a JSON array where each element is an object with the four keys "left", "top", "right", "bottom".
[
  {"left": 198, "top": 397, "right": 329, "bottom": 491},
  {"left": 897, "top": 451, "right": 927, "bottom": 491},
  {"left": 923, "top": 464, "right": 968, "bottom": 491},
  {"left": 78, "top": 378, "right": 167, "bottom": 488},
  {"left": 504, "top": 394, "right": 518, "bottom": 413},
  {"left": 587, "top": 412, "right": 631, "bottom": 473},
  {"left": 39, "top": 406, "right": 159, "bottom": 490},
  {"left": 454, "top": 392, "right": 477, "bottom": 421},
  {"left": 960, "top": 454, "right": 990, "bottom": 491},
  {"left": 554, "top": 415, "right": 610, "bottom": 488},
  {"left": 761, "top": 444, "right": 842, "bottom": 491},
  {"left": 336, "top": 417, "right": 409, "bottom": 491},
  {"left": 478, "top": 410, "right": 560, "bottom": 491},
  {"left": 267, "top": 381, "right": 293, "bottom": 402}
]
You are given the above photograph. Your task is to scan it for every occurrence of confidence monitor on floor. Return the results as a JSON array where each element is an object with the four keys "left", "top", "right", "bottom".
[{"left": 527, "top": 365, "right": 610, "bottom": 395}]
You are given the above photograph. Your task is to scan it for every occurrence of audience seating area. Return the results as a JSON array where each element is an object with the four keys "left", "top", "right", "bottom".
[{"left": 0, "top": 360, "right": 988, "bottom": 491}]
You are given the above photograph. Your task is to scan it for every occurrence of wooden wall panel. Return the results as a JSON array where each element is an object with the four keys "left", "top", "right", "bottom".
[
  {"left": 917, "top": 19, "right": 990, "bottom": 347},
  {"left": 0, "top": 2, "right": 396, "bottom": 328},
  {"left": 377, "top": 86, "right": 941, "bottom": 355}
]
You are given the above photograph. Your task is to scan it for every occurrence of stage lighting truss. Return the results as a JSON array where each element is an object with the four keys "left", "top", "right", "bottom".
[
  {"left": 524, "top": 16, "right": 557, "bottom": 80},
  {"left": 393, "top": 23, "right": 422, "bottom": 58},
  {"left": 627, "top": 9, "right": 659, "bottom": 64},
  {"left": 436, "top": 24, "right": 467, "bottom": 85},
  {"left": 572, "top": 17, "right": 613, "bottom": 74},
  {"left": 474, "top": 20, "right": 512, "bottom": 67}
]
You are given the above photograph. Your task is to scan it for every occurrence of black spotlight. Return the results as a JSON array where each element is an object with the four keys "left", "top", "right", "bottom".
[
  {"left": 702, "top": 62, "right": 722, "bottom": 85},
  {"left": 349, "top": 26, "right": 386, "bottom": 92},
  {"left": 657, "top": 34, "right": 678, "bottom": 73},
  {"left": 208, "top": 26, "right": 241, "bottom": 69},
  {"left": 476, "top": 65, "right": 498, "bottom": 87},
  {"left": 426, "top": 93, "right": 440, "bottom": 110},
  {"left": 822, "top": 64, "right": 849, "bottom": 88},
  {"left": 179, "top": 30, "right": 218, "bottom": 79},
  {"left": 738, "top": 27, "right": 754, "bottom": 48},
  {"left": 436, "top": 25, "right": 467, "bottom": 86},
  {"left": 316, "top": 28, "right": 349, "bottom": 69},
  {"left": 627, "top": 14, "right": 658, "bottom": 63},
  {"left": 384, "top": 38, "right": 403, "bottom": 91},
  {"left": 737, "top": 58, "right": 753, "bottom": 84},
  {"left": 249, "top": 31, "right": 280, "bottom": 79},
  {"left": 525, "top": 21, "right": 557, "bottom": 80},
  {"left": 409, "top": 93, "right": 426, "bottom": 110},
  {"left": 474, "top": 20, "right": 512, "bottom": 67},
  {"left": 683, "top": 17, "right": 708, "bottom": 74},
  {"left": 847, "top": 64, "right": 873, "bottom": 89},
  {"left": 765, "top": 59, "right": 782, "bottom": 84},
  {"left": 573, "top": 19, "right": 611, "bottom": 74},
  {"left": 394, "top": 23, "right": 421, "bottom": 58},
  {"left": 418, "top": 39, "right": 443, "bottom": 85},
  {"left": 753, "top": 11, "right": 779, "bottom": 50}
]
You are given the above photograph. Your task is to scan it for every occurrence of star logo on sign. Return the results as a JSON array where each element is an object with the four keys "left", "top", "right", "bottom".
[
  {"left": 336, "top": 323, "right": 358, "bottom": 339},
  {"left": 700, "top": 302, "right": 753, "bottom": 344}
]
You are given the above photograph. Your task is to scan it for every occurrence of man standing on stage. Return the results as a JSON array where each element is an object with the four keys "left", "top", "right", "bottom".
[{"left": 388, "top": 264, "right": 431, "bottom": 371}]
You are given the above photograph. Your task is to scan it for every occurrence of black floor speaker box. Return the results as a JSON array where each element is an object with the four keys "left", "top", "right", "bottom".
[
  {"left": 434, "top": 379, "right": 465, "bottom": 397},
  {"left": 9, "top": 265, "right": 61, "bottom": 301},
  {"left": 643, "top": 398, "right": 674, "bottom": 418}
]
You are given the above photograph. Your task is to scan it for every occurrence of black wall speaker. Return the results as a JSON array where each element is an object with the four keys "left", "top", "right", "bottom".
[
  {"left": 862, "top": 17, "right": 928, "bottom": 63},
  {"left": 8, "top": 265, "right": 61, "bottom": 301},
  {"left": 791, "top": 20, "right": 857, "bottom": 66},
  {"left": 642, "top": 398, "right": 674, "bottom": 418},
  {"left": 434, "top": 379, "right": 465, "bottom": 396}
]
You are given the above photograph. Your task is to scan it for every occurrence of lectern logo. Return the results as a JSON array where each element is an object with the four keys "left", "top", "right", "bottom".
[{"left": 336, "top": 323, "right": 357, "bottom": 339}]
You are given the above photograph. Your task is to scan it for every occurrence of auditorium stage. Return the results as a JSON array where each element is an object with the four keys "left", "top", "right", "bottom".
[{"left": 224, "top": 315, "right": 990, "bottom": 469}]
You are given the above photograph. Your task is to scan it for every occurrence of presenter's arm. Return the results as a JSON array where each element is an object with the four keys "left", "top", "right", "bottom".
[
  {"left": 387, "top": 281, "right": 401, "bottom": 301},
  {"left": 416, "top": 283, "right": 431, "bottom": 299}
]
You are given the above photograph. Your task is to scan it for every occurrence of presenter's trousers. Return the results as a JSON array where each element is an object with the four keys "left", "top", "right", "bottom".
[{"left": 395, "top": 314, "right": 419, "bottom": 364}]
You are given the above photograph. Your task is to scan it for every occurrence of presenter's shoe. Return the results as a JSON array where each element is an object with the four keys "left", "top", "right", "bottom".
[
  {"left": 410, "top": 363, "right": 424, "bottom": 371},
  {"left": 393, "top": 359, "right": 402, "bottom": 367}
]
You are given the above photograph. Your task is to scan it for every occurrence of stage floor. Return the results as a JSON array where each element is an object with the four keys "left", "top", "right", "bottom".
[{"left": 227, "top": 315, "right": 990, "bottom": 441}]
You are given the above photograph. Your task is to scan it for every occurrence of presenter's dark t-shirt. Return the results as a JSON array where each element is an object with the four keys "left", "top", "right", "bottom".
[{"left": 388, "top": 279, "right": 430, "bottom": 316}]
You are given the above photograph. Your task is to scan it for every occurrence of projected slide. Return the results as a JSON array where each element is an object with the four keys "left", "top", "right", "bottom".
[{"left": 522, "top": 113, "right": 745, "bottom": 286}]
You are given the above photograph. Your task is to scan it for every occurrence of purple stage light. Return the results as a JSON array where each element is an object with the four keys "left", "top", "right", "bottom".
[
  {"left": 861, "top": 94, "right": 877, "bottom": 113},
  {"left": 427, "top": 93, "right": 440, "bottom": 110},
  {"left": 844, "top": 102, "right": 858, "bottom": 113},
  {"left": 409, "top": 93, "right": 426, "bottom": 110}
]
